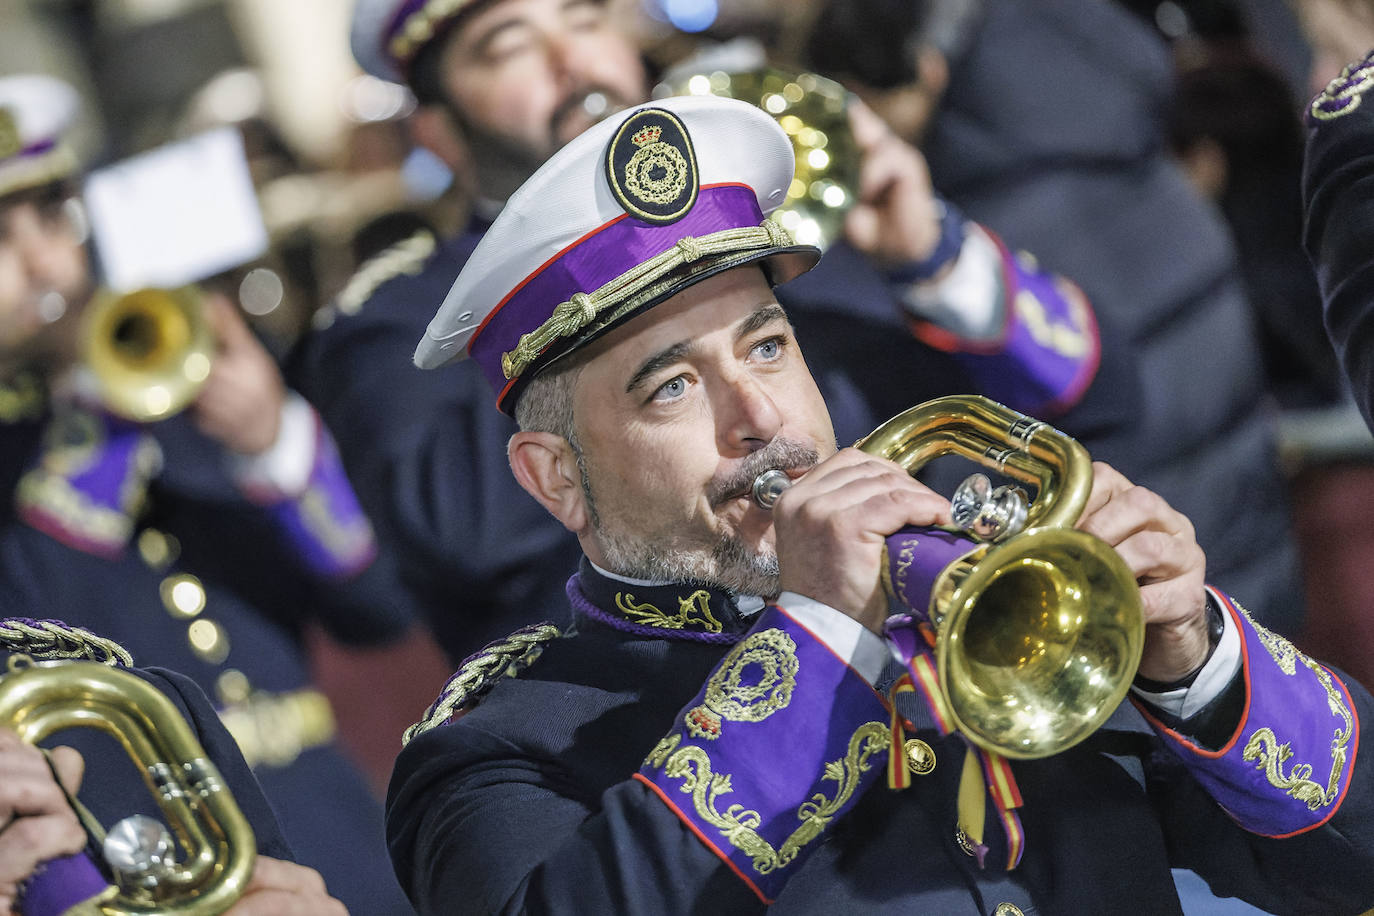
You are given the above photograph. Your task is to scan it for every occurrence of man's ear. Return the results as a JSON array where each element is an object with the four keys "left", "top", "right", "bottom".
[
  {"left": 409, "top": 104, "right": 470, "bottom": 173},
  {"left": 509, "top": 431, "right": 589, "bottom": 534},
  {"left": 915, "top": 46, "right": 949, "bottom": 100}
]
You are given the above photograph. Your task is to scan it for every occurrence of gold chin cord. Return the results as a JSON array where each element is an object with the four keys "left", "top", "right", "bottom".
[
  {"left": 757, "top": 394, "right": 1145, "bottom": 760},
  {"left": 0, "top": 656, "right": 256, "bottom": 915},
  {"left": 81, "top": 287, "right": 214, "bottom": 423}
]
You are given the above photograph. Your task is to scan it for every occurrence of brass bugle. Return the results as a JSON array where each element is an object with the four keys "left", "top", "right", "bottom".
[
  {"left": 753, "top": 394, "right": 1145, "bottom": 759},
  {"left": 81, "top": 286, "right": 214, "bottom": 422},
  {"left": 1, "top": 655, "right": 256, "bottom": 915},
  {"left": 657, "top": 66, "right": 857, "bottom": 249}
]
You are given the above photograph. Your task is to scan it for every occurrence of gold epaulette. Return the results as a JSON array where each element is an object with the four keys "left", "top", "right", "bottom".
[
  {"left": 331, "top": 229, "right": 437, "bottom": 319},
  {"left": 402, "top": 623, "right": 561, "bottom": 746},
  {"left": 0, "top": 618, "right": 133, "bottom": 667},
  {"left": 0, "top": 371, "right": 46, "bottom": 424}
]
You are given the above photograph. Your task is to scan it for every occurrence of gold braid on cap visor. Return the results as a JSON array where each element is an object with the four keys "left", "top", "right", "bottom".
[
  {"left": 501, "top": 218, "right": 796, "bottom": 381},
  {"left": 387, "top": 0, "right": 476, "bottom": 69},
  {"left": 0, "top": 145, "right": 77, "bottom": 198}
]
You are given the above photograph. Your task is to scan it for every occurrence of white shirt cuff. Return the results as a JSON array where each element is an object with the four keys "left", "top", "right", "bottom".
[
  {"left": 899, "top": 222, "right": 1003, "bottom": 340},
  {"left": 1131, "top": 605, "right": 1242, "bottom": 719},
  {"left": 775, "top": 592, "right": 889, "bottom": 685},
  {"left": 229, "top": 392, "right": 317, "bottom": 497}
]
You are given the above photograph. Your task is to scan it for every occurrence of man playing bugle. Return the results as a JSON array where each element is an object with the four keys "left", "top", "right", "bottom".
[{"left": 385, "top": 93, "right": 1374, "bottom": 915}]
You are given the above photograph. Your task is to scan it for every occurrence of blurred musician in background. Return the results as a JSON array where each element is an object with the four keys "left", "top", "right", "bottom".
[
  {"left": 0, "top": 618, "right": 346, "bottom": 915},
  {"left": 0, "top": 73, "right": 414, "bottom": 915},
  {"left": 801, "top": 0, "right": 1308, "bottom": 638},
  {"left": 292, "top": 0, "right": 1133, "bottom": 666}
]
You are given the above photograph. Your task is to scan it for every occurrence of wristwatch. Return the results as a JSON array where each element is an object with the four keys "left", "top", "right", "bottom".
[{"left": 1133, "top": 594, "right": 1225, "bottom": 693}]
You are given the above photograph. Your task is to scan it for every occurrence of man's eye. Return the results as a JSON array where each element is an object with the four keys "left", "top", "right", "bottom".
[
  {"left": 652, "top": 376, "right": 687, "bottom": 402},
  {"left": 484, "top": 27, "right": 535, "bottom": 60},
  {"left": 752, "top": 337, "right": 783, "bottom": 360},
  {"left": 564, "top": 0, "right": 603, "bottom": 28}
]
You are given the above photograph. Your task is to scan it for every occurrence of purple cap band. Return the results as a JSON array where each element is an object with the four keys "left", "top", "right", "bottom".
[
  {"left": 383, "top": 0, "right": 429, "bottom": 49},
  {"left": 12, "top": 139, "right": 57, "bottom": 160},
  {"left": 17, "top": 851, "right": 114, "bottom": 916},
  {"left": 468, "top": 184, "right": 765, "bottom": 396}
]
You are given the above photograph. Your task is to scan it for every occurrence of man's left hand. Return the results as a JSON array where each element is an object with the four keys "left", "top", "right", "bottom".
[
  {"left": 842, "top": 100, "right": 944, "bottom": 272},
  {"left": 1074, "top": 461, "right": 1211, "bottom": 683}
]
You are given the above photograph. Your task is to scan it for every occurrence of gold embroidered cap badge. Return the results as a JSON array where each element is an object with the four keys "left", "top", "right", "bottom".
[{"left": 605, "top": 108, "right": 699, "bottom": 224}]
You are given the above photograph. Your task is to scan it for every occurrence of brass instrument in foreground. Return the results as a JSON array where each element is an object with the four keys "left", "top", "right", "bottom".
[
  {"left": 81, "top": 287, "right": 213, "bottom": 422},
  {"left": 657, "top": 67, "right": 857, "bottom": 249},
  {"left": 755, "top": 395, "right": 1145, "bottom": 759},
  {"left": 0, "top": 656, "right": 256, "bottom": 915}
]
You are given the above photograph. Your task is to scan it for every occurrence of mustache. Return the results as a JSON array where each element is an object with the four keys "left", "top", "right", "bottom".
[
  {"left": 708, "top": 439, "right": 820, "bottom": 507},
  {"left": 549, "top": 87, "right": 629, "bottom": 140}
]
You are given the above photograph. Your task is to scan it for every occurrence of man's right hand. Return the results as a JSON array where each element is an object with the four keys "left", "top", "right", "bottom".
[
  {"left": 772, "top": 447, "right": 951, "bottom": 632},
  {"left": 0, "top": 729, "right": 86, "bottom": 916},
  {"left": 227, "top": 857, "right": 348, "bottom": 915}
]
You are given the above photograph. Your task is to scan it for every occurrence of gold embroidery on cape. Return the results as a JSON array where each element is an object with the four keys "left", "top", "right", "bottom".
[
  {"left": 614, "top": 589, "right": 723, "bottom": 633},
  {"left": 1311, "top": 59, "right": 1374, "bottom": 121},
  {"left": 0, "top": 371, "right": 44, "bottom": 423},
  {"left": 685, "top": 628, "right": 799, "bottom": 740},
  {"left": 1246, "top": 607, "right": 1299, "bottom": 675},
  {"left": 16, "top": 427, "right": 160, "bottom": 550},
  {"left": 219, "top": 686, "right": 336, "bottom": 770},
  {"left": 0, "top": 618, "right": 132, "bottom": 666},
  {"left": 298, "top": 483, "right": 376, "bottom": 565},
  {"left": 402, "top": 624, "right": 561, "bottom": 745},
  {"left": 334, "top": 230, "right": 436, "bottom": 317},
  {"left": 1235, "top": 601, "right": 1353, "bottom": 810},
  {"left": 1013, "top": 285, "right": 1090, "bottom": 360},
  {"left": 644, "top": 721, "right": 889, "bottom": 874}
]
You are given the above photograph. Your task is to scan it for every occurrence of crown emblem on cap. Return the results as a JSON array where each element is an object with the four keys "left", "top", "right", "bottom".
[
  {"left": 631, "top": 124, "right": 663, "bottom": 146},
  {"left": 0, "top": 107, "right": 20, "bottom": 161},
  {"left": 605, "top": 108, "right": 699, "bottom": 225}
]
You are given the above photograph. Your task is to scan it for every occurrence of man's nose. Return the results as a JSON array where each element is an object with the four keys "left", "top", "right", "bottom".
[
  {"left": 719, "top": 374, "right": 783, "bottom": 454},
  {"left": 547, "top": 31, "right": 599, "bottom": 86},
  {"left": 14, "top": 223, "right": 62, "bottom": 288}
]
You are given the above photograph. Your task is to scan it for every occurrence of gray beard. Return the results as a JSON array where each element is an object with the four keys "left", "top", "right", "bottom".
[
  {"left": 596, "top": 524, "right": 782, "bottom": 598},
  {"left": 452, "top": 86, "right": 633, "bottom": 202},
  {"left": 573, "top": 435, "right": 820, "bottom": 598}
]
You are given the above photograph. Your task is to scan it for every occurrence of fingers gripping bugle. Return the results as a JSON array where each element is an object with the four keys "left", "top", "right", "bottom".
[{"left": 752, "top": 395, "right": 1144, "bottom": 760}]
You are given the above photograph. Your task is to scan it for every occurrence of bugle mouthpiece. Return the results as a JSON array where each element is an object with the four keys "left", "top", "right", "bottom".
[{"left": 751, "top": 469, "right": 791, "bottom": 510}]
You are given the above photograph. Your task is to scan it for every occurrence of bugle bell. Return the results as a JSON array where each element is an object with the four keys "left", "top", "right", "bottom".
[
  {"left": 755, "top": 394, "right": 1145, "bottom": 759},
  {"left": 81, "top": 286, "right": 213, "bottom": 423},
  {"left": 0, "top": 655, "right": 255, "bottom": 915},
  {"left": 656, "top": 66, "right": 857, "bottom": 248}
]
